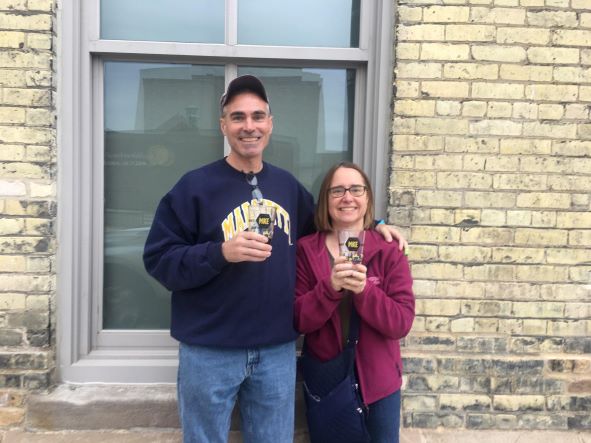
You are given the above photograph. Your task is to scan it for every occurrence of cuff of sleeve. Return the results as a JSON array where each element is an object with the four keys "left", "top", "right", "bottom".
[
  {"left": 321, "top": 277, "right": 344, "bottom": 301},
  {"left": 207, "top": 242, "right": 228, "bottom": 271},
  {"left": 353, "top": 279, "right": 374, "bottom": 305}
]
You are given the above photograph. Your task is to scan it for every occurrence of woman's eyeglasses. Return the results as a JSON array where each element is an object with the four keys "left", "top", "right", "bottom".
[
  {"left": 246, "top": 172, "right": 264, "bottom": 204},
  {"left": 328, "top": 185, "right": 367, "bottom": 198}
]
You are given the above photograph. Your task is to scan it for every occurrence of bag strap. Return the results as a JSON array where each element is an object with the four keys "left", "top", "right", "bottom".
[
  {"left": 302, "top": 291, "right": 360, "bottom": 373},
  {"left": 343, "top": 295, "right": 361, "bottom": 374},
  {"left": 344, "top": 301, "right": 360, "bottom": 348}
]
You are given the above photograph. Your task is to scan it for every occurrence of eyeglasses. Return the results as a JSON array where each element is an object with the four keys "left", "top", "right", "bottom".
[
  {"left": 328, "top": 185, "right": 367, "bottom": 198},
  {"left": 246, "top": 172, "right": 264, "bottom": 204}
]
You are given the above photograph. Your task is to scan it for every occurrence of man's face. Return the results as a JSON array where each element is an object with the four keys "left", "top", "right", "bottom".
[{"left": 220, "top": 92, "right": 273, "bottom": 162}]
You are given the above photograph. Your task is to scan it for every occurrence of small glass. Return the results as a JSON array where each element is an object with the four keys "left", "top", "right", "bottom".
[
  {"left": 338, "top": 229, "right": 365, "bottom": 264},
  {"left": 248, "top": 204, "right": 277, "bottom": 240}
]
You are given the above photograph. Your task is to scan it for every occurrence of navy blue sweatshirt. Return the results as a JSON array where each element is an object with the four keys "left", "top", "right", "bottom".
[{"left": 143, "top": 158, "right": 315, "bottom": 347}]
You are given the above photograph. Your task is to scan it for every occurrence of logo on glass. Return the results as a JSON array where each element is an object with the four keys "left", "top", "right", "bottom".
[
  {"left": 249, "top": 204, "right": 277, "bottom": 240},
  {"left": 345, "top": 237, "right": 360, "bottom": 251},
  {"left": 257, "top": 214, "right": 272, "bottom": 227}
]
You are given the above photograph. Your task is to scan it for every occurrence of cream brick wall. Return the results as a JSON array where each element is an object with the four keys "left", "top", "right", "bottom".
[
  {"left": 0, "top": 0, "right": 55, "bottom": 428},
  {"left": 393, "top": 0, "right": 591, "bottom": 432}
]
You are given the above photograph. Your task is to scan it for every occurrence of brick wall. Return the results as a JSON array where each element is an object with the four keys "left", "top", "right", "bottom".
[
  {"left": 392, "top": 0, "right": 591, "bottom": 431},
  {"left": 0, "top": 0, "right": 55, "bottom": 427}
]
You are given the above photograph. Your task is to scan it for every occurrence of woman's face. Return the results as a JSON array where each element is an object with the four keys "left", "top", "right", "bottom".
[{"left": 327, "top": 167, "right": 368, "bottom": 231}]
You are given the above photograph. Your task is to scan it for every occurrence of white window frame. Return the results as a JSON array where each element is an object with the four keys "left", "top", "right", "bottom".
[{"left": 57, "top": 0, "right": 394, "bottom": 383}]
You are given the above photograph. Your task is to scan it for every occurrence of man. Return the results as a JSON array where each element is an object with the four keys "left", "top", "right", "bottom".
[{"left": 144, "top": 75, "right": 404, "bottom": 443}]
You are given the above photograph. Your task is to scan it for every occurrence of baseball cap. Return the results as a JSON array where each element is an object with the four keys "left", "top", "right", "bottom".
[{"left": 220, "top": 75, "right": 269, "bottom": 114}]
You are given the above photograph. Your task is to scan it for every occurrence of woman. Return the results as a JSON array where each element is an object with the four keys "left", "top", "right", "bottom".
[{"left": 294, "top": 162, "right": 415, "bottom": 443}]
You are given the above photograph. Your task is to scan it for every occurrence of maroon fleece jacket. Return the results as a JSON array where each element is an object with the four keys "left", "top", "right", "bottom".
[{"left": 294, "top": 230, "right": 415, "bottom": 405}]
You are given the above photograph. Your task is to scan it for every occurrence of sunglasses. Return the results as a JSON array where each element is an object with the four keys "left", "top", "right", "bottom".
[{"left": 246, "top": 172, "right": 264, "bottom": 204}]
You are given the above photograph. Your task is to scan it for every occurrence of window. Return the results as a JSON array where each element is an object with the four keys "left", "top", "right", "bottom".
[{"left": 58, "top": 0, "right": 394, "bottom": 382}]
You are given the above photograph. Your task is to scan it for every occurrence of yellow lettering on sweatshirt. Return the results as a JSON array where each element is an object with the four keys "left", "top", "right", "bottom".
[{"left": 221, "top": 199, "right": 292, "bottom": 244}]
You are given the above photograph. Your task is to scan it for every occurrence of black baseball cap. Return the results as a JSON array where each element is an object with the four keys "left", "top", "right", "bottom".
[{"left": 220, "top": 75, "right": 269, "bottom": 114}]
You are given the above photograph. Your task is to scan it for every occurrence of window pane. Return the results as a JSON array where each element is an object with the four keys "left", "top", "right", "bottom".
[
  {"left": 239, "top": 67, "right": 355, "bottom": 197},
  {"left": 238, "top": 0, "right": 360, "bottom": 47},
  {"left": 103, "top": 61, "right": 225, "bottom": 329},
  {"left": 100, "top": 0, "right": 224, "bottom": 43}
]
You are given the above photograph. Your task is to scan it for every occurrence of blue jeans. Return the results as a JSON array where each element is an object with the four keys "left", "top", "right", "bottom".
[
  {"left": 366, "top": 389, "right": 401, "bottom": 443},
  {"left": 177, "top": 341, "right": 296, "bottom": 443}
]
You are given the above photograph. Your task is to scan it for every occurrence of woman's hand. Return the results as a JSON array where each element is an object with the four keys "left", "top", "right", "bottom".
[
  {"left": 330, "top": 256, "right": 367, "bottom": 294},
  {"left": 343, "top": 262, "right": 367, "bottom": 294},
  {"left": 330, "top": 255, "right": 350, "bottom": 292}
]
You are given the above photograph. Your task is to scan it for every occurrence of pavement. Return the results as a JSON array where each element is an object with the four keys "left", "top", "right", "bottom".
[{"left": 1, "top": 429, "right": 591, "bottom": 443}]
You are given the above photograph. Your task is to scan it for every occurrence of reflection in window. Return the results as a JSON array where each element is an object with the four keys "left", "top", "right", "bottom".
[
  {"left": 238, "top": 0, "right": 360, "bottom": 47},
  {"left": 103, "top": 62, "right": 225, "bottom": 329},
  {"left": 102, "top": 64, "right": 354, "bottom": 329},
  {"left": 100, "top": 0, "right": 224, "bottom": 43},
  {"left": 239, "top": 67, "right": 355, "bottom": 196}
]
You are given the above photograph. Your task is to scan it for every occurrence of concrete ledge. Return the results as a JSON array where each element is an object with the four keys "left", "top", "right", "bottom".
[
  {"left": 27, "top": 385, "right": 180, "bottom": 431},
  {"left": 26, "top": 382, "right": 308, "bottom": 433}
]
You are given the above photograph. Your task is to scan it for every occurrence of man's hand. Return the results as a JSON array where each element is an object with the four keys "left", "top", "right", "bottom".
[
  {"left": 221, "top": 231, "right": 272, "bottom": 263},
  {"left": 375, "top": 223, "right": 409, "bottom": 252}
]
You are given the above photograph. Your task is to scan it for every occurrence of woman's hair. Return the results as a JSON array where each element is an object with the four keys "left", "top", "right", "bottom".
[{"left": 314, "top": 161, "right": 375, "bottom": 232}]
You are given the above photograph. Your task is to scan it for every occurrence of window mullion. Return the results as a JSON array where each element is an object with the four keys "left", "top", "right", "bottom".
[
  {"left": 358, "top": 0, "right": 372, "bottom": 51},
  {"left": 352, "top": 68, "right": 366, "bottom": 167},
  {"left": 85, "top": 0, "right": 101, "bottom": 41},
  {"left": 223, "top": 64, "right": 238, "bottom": 156},
  {"left": 227, "top": 0, "right": 237, "bottom": 45},
  {"left": 91, "top": 58, "right": 105, "bottom": 349},
  {"left": 88, "top": 40, "right": 369, "bottom": 64}
]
